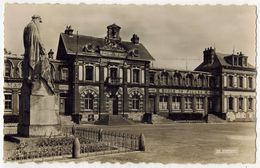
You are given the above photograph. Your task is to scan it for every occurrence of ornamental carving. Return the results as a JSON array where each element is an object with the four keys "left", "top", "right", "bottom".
[{"left": 128, "top": 87, "right": 144, "bottom": 98}]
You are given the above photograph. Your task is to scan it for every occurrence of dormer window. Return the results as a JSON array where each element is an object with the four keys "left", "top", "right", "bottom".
[{"left": 60, "top": 67, "right": 68, "bottom": 81}]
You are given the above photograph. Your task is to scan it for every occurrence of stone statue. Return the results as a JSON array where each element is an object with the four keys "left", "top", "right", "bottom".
[
  {"left": 23, "top": 14, "right": 54, "bottom": 93},
  {"left": 18, "top": 15, "right": 59, "bottom": 137}
]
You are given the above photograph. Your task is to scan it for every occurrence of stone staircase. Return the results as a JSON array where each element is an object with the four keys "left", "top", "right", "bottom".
[
  {"left": 152, "top": 114, "right": 174, "bottom": 124},
  {"left": 94, "top": 115, "right": 132, "bottom": 126},
  {"left": 207, "top": 114, "right": 226, "bottom": 123}
]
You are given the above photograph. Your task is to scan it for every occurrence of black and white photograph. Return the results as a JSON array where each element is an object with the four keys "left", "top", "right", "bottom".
[{"left": 1, "top": 0, "right": 258, "bottom": 166}]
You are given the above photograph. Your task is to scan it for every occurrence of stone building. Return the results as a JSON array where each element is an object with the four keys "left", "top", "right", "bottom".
[{"left": 3, "top": 24, "right": 256, "bottom": 123}]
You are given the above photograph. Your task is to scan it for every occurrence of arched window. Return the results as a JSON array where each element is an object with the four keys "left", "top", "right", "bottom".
[
  {"left": 84, "top": 93, "right": 94, "bottom": 110},
  {"left": 173, "top": 73, "right": 181, "bottom": 86},
  {"left": 228, "top": 97, "right": 233, "bottom": 110},
  {"left": 132, "top": 94, "right": 140, "bottom": 110},
  {"left": 4, "top": 61, "right": 12, "bottom": 77},
  {"left": 161, "top": 72, "right": 168, "bottom": 85}
]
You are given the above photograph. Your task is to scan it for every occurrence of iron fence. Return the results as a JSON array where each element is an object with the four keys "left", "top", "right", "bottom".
[{"left": 6, "top": 126, "right": 144, "bottom": 161}]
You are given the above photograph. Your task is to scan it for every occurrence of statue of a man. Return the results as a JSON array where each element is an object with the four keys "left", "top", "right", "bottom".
[{"left": 23, "top": 15, "right": 54, "bottom": 93}]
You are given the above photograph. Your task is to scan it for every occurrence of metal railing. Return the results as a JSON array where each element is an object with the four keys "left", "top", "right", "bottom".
[{"left": 6, "top": 126, "right": 144, "bottom": 161}]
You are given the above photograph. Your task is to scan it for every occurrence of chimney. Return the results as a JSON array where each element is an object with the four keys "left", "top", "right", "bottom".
[
  {"left": 131, "top": 34, "right": 139, "bottom": 44},
  {"left": 64, "top": 25, "right": 74, "bottom": 35},
  {"left": 203, "top": 46, "right": 215, "bottom": 64},
  {"left": 48, "top": 49, "right": 54, "bottom": 59}
]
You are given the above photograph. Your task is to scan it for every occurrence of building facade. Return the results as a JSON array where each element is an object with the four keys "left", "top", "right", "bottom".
[{"left": 3, "top": 24, "right": 256, "bottom": 123}]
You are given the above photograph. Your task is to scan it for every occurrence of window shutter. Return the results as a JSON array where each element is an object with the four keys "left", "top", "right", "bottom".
[
  {"left": 127, "top": 69, "right": 131, "bottom": 83},
  {"left": 119, "top": 68, "right": 123, "bottom": 78},
  {"left": 79, "top": 65, "right": 83, "bottom": 80},
  {"left": 104, "top": 67, "right": 107, "bottom": 80},
  {"left": 96, "top": 66, "right": 99, "bottom": 81},
  {"left": 141, "top": 70, "right": 145, "bottom": 83}
]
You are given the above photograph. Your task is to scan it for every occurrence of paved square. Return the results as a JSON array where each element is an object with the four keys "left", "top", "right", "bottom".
[
  {"left": 4, "top": 122, "right": 255, "bottom": 163},
  {"left": 75, "top": 122, "right": 256, "bottom": 163}
]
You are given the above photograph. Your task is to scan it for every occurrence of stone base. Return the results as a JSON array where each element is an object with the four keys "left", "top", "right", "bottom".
[
  {"left": 18, "top": 80, "right": 60, "bottom": 137},
  {"left": 17, "top": 124, "right": 61, "bottom": 137}
]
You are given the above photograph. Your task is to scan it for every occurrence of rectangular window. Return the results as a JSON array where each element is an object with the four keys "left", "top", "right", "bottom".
[
  {"left": 228, "top": 97, "right": 233, "bottom": 110},
  {"left": 159, "top": 96, "right": 168, "bottom": 110},
  {"left": 239, "top": 76, "right": 243, "bottom": 88},
  {"left": 248, "top": 98, "right": 253, "bottom": 110},
  {"left": 248, "top": 77, "right": 253, "bottom": 89},
  {"left": 239, "top": 57, "right": 243, "bottom": 66},
  {"left": 85, "top": 66, "right": 93, "bottom": 81},
  {"left": 4, "top": 94, "right": 12, "bottom": 111},
  {"left": 5, "top": 63, "right": 11, "bottom": 77},
  {"left": 238, "top": 98, "right": 243, "bottom": 110},
  {"left": 132, "top": 95, "right": 140, "bottom": 110},
  {"left": 185, "top": 97, "right": 193, "bottom": 109},
  {"left": 133, "top": 69, "right": 140, "bottom": 83},
  {"left": 172, "top": 96, "right": 181, "bottom": 110},
  {"left": 228, "top": 76, "right": 233, "bottom": 87},
  {"left": 196, "top": 97, "right": 204, "bottom": 110},
  {"left": 61, "top": 67, "right": 68, "bottom": 81},
  {"left": 149, "top": 72, "right": 155, "bottom": 84}
]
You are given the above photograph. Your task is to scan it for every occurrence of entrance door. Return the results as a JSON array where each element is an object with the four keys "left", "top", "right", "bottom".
[
  {"left": 112, "top": 97, "right": 118, "bottom": 115},
  {"left": 149, "top": 97, "right": 155, "bottom": 114},
  {"left": 208, "top": 97, "right": 213, "bottom": 114}
]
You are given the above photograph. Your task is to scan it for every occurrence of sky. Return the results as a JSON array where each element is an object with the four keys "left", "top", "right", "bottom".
[{"left": 4, "top": 4, "right": 256, "bottom": 70}]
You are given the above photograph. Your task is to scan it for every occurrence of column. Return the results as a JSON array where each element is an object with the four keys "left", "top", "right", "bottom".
[
  {"left": 233, "top": 97, "right": 237, "bottom": 112},
  {"left": 99, "top": 65, "right": 105, "bottom": 118},
  {"left": 123, "top": 66, "right": 129, "bottom": 114},
  {"left": 252, "top": 77, "right": 255, "bottom": 89},
  {"left": 193, "top": 96, "right": 196, "bottom": 113},
  {"left": 223, "top": 74, "right": 227, "bottom": 88},
  {"left": 181, "top": 95, "right": 185, "bottom": 113},
  {"left": 168, "top": 95, "right": 172, "bottom": 113},
  {"left": 155, "top": 90, "right": 159, "bottom": 114},
  {"left": 243, "top": 75, "right": 247, "bottom": 89},
  {"left": 144, "top": 64, "right": 150, "bottom": 113},
  {"left": 13, "top": 92, "right": 19, "bottom": 114},
  {"left": 71, "top": 59, "right": 81, "bottom": 124},
  {"left": 203, "top": 96, "right": 208, "bottom": 116},
  {"left": 223, "top": 96, "right": 227, "bottom": 113},
  {"left": 233, "top": 75, "right": 237, "bottom": 88},
  {"left": 243, "top": 97, "right": 247, "bottom": 112}
]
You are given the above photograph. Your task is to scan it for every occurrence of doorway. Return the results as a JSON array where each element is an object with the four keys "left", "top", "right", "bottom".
[
  {"left": 112, "top": 97, "right": 118, "bottom": 115},
  {"left": 149, "top": 97, "right": 155, "bottom": 114}
]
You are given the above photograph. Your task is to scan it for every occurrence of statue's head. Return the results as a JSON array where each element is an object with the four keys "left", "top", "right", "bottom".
[{"left": 32, "top": 14, "right": 42, "bottom": 23}]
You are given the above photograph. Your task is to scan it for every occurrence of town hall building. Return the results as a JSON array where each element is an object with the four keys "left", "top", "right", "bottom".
[{"left": 4, "top": 24, "right": 256, "bottom": 124}]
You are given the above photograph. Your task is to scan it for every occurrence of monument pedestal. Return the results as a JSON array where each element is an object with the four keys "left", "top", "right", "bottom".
[{"left": 18, "top": 80, "right": 61, "bottom": 137}]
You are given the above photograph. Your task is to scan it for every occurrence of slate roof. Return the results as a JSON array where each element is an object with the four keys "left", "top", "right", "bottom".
[
  {"left": 195, "top": 52, "right": 255, "bottom": 71},
  {"left": 57, "top": 33, "right": 155, "bottom": 61}
]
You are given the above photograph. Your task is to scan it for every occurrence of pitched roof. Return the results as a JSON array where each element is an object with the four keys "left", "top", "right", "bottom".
[
  {"left": 57, "top": 33, "right": 155, "bottom": 61},
  {"left": 195, "top": 52, "right": 255, "bottom": 71}
]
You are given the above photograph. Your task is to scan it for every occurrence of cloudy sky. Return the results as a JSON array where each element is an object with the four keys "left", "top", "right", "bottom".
[{"left": 4, "top": 4, "right": 256, "bottom": 70}]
